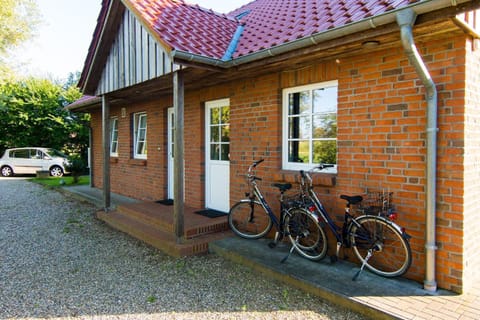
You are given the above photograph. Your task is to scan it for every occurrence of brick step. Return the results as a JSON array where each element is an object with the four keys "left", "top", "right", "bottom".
[
  {"left": 97, "top": 209, "right": 233, "bottom": 257},
  {"left": 117, "top": 202, "right": 174, "bottom": 233},
  {"left": 115, "top": 201, "right": 229, "bottom": 239}
]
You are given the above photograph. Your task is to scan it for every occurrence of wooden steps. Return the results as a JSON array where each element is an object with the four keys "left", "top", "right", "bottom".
[{"left": 96, "top": 201, "right": 232, "bottom": 257}]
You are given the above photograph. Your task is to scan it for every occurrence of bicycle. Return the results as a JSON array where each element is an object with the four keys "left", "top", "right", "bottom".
[
  {"left": 297, "top": 165, "right": 412, "bottom": 280},
  {"left": 228, "top": 159, "right": 324, "bottom": 262}
]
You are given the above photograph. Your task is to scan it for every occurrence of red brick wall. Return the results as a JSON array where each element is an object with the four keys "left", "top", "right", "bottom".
[
  {"left": 91, "top": 97, "right": 171, "bottom": 201},
  {"left": 89, "top": 31, "right": 474, "bottom": 292}
]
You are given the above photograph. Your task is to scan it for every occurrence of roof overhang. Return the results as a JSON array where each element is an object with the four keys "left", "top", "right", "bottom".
[{"left": 172, "top": 0, "right": 480, "bottom": 69}]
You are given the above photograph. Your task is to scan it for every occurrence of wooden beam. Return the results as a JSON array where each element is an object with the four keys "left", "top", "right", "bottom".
[
  {"left": 102, "top": 95, "right": 111, "bottom": 210},
  {"left": 173, "top": 70, "right": 185, "bottom": 243}
]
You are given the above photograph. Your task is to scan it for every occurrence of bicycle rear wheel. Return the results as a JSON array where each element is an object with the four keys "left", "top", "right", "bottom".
[
  {"left": 286, "top": 207, "right": 327, "bottom": 261},
  {"left": 228, "top": 200, "right": 273, "bottom": 239},
  {"left": 349, "top": 216, "right": 412, "bottom": 277}
]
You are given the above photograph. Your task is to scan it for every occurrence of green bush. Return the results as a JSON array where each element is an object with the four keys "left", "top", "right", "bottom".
[{"left": 65, "top": 154, "right": 86, "bottom": 183}]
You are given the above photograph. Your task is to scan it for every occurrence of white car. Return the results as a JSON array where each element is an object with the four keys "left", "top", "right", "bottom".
[{"left": 0, "top": 147, "right": 70, "bottom": 177}]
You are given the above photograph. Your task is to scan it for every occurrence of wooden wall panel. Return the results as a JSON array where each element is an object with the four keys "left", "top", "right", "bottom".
[{"left": 96, "top": 10, "right": 175, "bottom": 95}]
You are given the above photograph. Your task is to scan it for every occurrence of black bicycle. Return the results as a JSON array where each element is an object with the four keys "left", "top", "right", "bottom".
[
  {"left": 228, "top": 159, "right": 324, "bottom": 262},
  {"left": 297, "top": 165, "right": 412, "bottom": 279}
]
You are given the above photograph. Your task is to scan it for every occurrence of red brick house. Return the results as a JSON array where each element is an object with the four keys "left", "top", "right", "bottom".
[{"left": 69, "top": 0, "right": 480, "bottom": 293}]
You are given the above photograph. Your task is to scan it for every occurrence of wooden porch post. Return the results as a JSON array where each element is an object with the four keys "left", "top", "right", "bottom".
[
  {"left": 173, "top": 70, "right": 185, "bottom": 243},
  {"left": 102, "top": 95, "right": 111, "bottom": 211}
]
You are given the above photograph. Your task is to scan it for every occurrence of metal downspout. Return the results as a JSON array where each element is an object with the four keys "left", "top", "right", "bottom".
[{"left": 397, "top": 9, "right": 438, "bottom": 292}]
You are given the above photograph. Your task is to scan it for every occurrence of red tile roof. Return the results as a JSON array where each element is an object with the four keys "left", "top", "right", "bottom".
[
  {"left": 229, "top": 0, "right": 419, "bottom": 58},
  {"left": 124, "top": 0, "right": 238, "bottom": 59},
  {"left": 79, "top": 0, "right": 423, "bottom": 91},
  {"left": 126, "top": 0, "right": 421, "bottom": 59}
]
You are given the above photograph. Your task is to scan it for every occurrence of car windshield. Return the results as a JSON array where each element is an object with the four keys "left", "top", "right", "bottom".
[{"left": 45, "top": 149, "right": 67, "bottom": 158}]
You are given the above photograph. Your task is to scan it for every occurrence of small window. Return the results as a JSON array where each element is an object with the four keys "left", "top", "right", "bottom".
[
  {"left": 110, "top": 117, "right": 119, "bottom": 156},
  {"left": 282, "top": 81, "right": 338, "bottom": 171},
  {"left": 11, "top": 149, "right": 29, "bottom": 158},
  {"left": 133, "top": 112, "right": 147, "bottom": 159}
]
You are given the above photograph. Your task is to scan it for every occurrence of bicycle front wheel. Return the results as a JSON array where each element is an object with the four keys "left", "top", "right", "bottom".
[
  {"left": 228, "top": 200, "right": 273, "bottom": 239},
  {"left": 286, "top": 208, "right": 327, "bottom": 261},
  {"left": 349, "top": 216, "right": 412, "bottom": 277}
]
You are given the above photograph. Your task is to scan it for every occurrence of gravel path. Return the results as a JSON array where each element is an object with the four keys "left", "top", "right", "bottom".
[{"left": 0, "top": 178, "right": 367, "bottom": 320}]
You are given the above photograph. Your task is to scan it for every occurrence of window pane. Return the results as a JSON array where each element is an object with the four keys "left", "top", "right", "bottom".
[
  {"left": 288, "top": 91, "right": 311, "bottom": 115},
  {"left": 134, "top": 113, "right": 147, "bottom": 157},
  {"left": 221, "top": 124, "right": 230, "bottom": 142},
  {"left": 210, "top": 143, "right": 219, "bottom": 160},
  {"left": 138, "top": 128, "right": 146, "bottom": 141},
  {"left": 221, "top": 144, "right": 229, "bottom": 160},
  {"left": 313, "top": 114, "right": 337, "bottom": 139},
  {"left": 111, "top": 141, "right": 118, "bottom": 154},
  {"left": 289, "top": 116, "right": 310, "bottom": 139},
  {"left": 288, "top": 140, "right": 309, "bottom": 163},
  {"left": 136, "top": 141, "right": 145, "bottom": 155},
  {"left": 110, "top": 118, "right": 119, "bottom": 154},
  {"left": 313, "top": 87, "right": 337, "bottom": 114},
  {"left": 139, "top": 115, "right": 147, "bottom": 128},
  {"left": 313, "top": 140, "right": 337, "bottom": 164},
  {"left": 210, "top": 126, "right": 219, "bottom": 142},
  {"left": 299, "top": 91, "right": 311, "bottom": 114},
  {"left": 210, "top": 108, "right": 219, "bottom": 125},
  {"left": 13, "top": 150, "right": 29, "bottom": 158},
  {"left": 221, "top": 107, "right": 229, "bottom": 124}
]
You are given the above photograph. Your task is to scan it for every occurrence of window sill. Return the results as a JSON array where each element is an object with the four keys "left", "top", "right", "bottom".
[
  {"left": 128, "top": 159, "right": 147, "bottom": 166},
  {"left": 273, "top": 170, "right": 336, "bottom": 187}
]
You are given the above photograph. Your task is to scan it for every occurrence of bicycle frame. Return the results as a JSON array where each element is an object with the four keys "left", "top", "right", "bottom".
[
  {"left": 305, "top": 186, "right": 345, "bottom": 243},
  {"left": 243, "top": 159, "right": 291, "bottom": 234},
  {"left": 300, "top": 167, "right": 409, "bottom": 254},
  {"left": 248, "top": 181, "right": 281, "bottom": 229}
]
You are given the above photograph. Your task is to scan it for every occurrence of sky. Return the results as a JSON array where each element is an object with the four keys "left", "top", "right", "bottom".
[{"left": 15, "top": 0, "right": 252, "bottom": 81}]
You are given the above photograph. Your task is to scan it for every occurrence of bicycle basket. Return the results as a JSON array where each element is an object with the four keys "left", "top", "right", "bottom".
[{"left": 358, "top": 190, "right": 394, "bottom": 216}]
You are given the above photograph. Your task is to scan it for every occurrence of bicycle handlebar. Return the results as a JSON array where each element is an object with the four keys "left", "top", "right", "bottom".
[
  {"left": 247, "top": 159, "right": 264, "bottom": 181},
  {"left": 300, "top": 164, "right": 335, "bottom": 186},
  {"left": 253, "top": 159, "right": 264, "bottom": 167}
]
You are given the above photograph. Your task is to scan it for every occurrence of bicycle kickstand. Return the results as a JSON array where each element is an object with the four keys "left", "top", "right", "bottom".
[
  {"left": 281, "top": 237, "right": 298, "bottom": 263},
  {"left": 352, "top": 249, "right": 373, "bottom": 281},
  {"left": 268, "top": 231, "right": 281, "bottom": 249}
]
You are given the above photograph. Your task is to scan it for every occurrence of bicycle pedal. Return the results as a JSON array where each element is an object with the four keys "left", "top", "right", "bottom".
[{"left": 268, "top": 242, "right": 277, "bottom": 249}]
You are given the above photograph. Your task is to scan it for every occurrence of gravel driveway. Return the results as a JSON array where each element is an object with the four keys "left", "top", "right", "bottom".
[{"left": 0, "top": 178, "right": 366, "bottom": 320}]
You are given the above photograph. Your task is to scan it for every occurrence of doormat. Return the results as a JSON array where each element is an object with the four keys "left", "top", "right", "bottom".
[
  {"left": 194, "top": 209, "right": 228, "bottom": 218},
  {"left": 156, "top": 199, "right": 173, "bottom": 206}
]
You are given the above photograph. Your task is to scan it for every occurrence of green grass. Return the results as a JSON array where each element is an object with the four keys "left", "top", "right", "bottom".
[{"left": 31, "top": 175, "right": 90, "bottom": 187}]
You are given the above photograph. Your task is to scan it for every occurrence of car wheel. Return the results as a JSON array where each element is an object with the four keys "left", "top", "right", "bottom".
[
  {"left": 1, "top": 166, "right": 13, "bottom": 177},
  {"left": 50, "top": 165, "right": 64, "bottom": 177}
]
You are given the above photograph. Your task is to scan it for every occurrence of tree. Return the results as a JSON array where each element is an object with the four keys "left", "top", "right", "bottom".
[
  {"left": 0, "top": 77, "right": 90, "bottom": 160},
  {"left": 0, "top": 0, "right": 40, "bottom": 79}
]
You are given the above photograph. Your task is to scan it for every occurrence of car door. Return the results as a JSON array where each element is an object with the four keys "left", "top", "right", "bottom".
[
  {"left": 10, "top": 149, "right": 30, "bottom": 174},
  {"left": 26, "top": 149, "right": 45, "bottom": 174}
]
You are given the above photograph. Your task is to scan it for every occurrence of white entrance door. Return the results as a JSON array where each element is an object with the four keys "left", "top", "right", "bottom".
[
  {"left": 205, "top": 99, "right": 230, "bottom": 212},
  {"left": 167, "top": 107, "right": 174, "bottom": 200}
]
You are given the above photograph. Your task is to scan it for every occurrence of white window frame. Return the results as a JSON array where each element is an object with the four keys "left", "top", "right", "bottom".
[
  {"left": 133, "top": 112, "right": 147, "bottom": 159},
  {"left": 282, "top": 80, "right": 338, "bottom": 172},
  {"left": 110, "top": 117, "right": 119, "bottom": 156}
]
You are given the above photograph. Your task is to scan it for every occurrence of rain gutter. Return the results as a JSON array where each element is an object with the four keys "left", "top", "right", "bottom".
[
  {"left": 171, "top": 0, "right": 472, "bottom": 68},
  {"left": 397, "top": 8, "right": 438, "bottom": 293}
]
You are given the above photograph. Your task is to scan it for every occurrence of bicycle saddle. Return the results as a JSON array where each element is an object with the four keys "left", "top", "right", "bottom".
[
  {"left": 340, "top": 195, "right": 363, "bottom": 204},
  {"left": 272, "top": 183, "right": 292, "bottom": 192}
]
